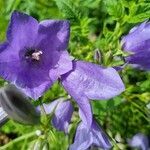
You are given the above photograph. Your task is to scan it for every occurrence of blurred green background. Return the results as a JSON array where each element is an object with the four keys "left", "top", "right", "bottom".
[{"left": 0, "top": 0, "right": 150, "bottom": 149}]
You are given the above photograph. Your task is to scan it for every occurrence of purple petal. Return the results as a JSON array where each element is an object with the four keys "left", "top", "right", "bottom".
[
  {"left": 37, "top": 20, "right": 70, "bottom": 52},
  {"left": 52, "top": 100, "right": 74, "bottom": 133},
  {"left": 128, "top": 133, "right": 149, "bottom": 150},
  {"left": 61, "top": 60, "right": 124, "bottom": 127},
  {"left": 7, "top": 11, "right": 38, "bottom": 50},
  {"left": 62, "top": 61, "right": 124, "bottom": 100},
  {"left": 121, "top": 21, "right": 150, "bottom": 70},
  {"left": 61, "top": 76, "right": 93, "bottom": 127},
  {"left": 41, "top": 98, "right": 62, "bottom": 114},
  {"left": 70, "top": 120, "right": 112, "bottom": 150},
  {"left": 69, "top": 122, "right": 93, "bottom": 150},
  {"left": 41, "top": 99, "right": 74, "bottom": 133},
  {"left": 91, "top": 121, "right": 112, "bottom": 149},
  {"left": 49, "top": 51, "right": 73, "bottom": 78},
  {"left": 77, "top": 97, "right": 92, "bottom": 127}
]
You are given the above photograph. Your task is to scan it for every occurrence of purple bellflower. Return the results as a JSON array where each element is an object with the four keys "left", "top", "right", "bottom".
[
  {"left": 0, "top": 11, "right": 72, "bottom": 99},
  {"left": 42, "top": 98, "right": 74, "bottom": 133},
  {"left": 121, "top": 21, "right": 150, "bottom": 70},
  {"left": 0, "top": 11, "right": 125, "bottom": 127},
  {"left": 61, "top": 60, "right": 125, "bottom": 127},
  {"left": 69, "top": 120, "right": 112, "bottom": 150}
]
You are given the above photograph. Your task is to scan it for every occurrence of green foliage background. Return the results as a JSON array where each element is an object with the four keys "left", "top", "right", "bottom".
[{"left": 0, "top": 0, "right": 150, "bottom": 149}]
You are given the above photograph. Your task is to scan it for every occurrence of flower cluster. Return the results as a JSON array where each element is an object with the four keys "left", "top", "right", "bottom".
[{"left": 0, "top": 11, "right": 127, "bottom": 149}]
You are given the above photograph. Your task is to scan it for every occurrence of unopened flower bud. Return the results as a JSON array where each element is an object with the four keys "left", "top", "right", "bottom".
[
  {"left": 94, "top": 49, "right": 101, "bottom": 63},
  {"left": 0, "top": 85, "right": 40, "bottom": 125}
]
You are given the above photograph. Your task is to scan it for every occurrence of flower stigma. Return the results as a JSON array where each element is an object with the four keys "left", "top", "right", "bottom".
[{"left": 25, "top": 49, "right": 43, "bottom": 61}]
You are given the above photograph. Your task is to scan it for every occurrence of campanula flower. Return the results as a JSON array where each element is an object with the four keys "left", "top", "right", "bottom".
[
  {"left": 42, "top": 98, "right": 74, "bottom": 133},
  {"left": 0, "top": 85, "right": 40, "bottom": 124},
  {"left": 121, "top": 21, "right": 150, "bottom": 70},
  {"left": 0, "top": 11, "right": 72, "bottom": 99},
  {"left": 0, "top": 11, "right": 125, "bottom": 128},
  {"left": 128, "top": 133, "right": 149, "bottom": 150},
  {"left": 61, "top": 60, "right": 125, "bottom": 127},
  {"left": 69, "top": 120, "right": 112, "bottom": 150}
]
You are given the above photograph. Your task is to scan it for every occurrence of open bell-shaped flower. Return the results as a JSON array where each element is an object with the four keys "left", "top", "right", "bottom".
[
  {"left": 0, "top": 11, "right": 72, "bottom": 100},
  {"left": 0, "top": 85, "right": 40, "bottom": 125}
]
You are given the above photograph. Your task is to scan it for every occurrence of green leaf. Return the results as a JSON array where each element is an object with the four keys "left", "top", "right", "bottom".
[
  {"left": 127, "top": 11, "right": 150, "bottom": 23},
  {"left": 104, "top": 0, "right": 125, "bottom": 19},
  {"left": 54, "top": 0, "right": 81, "bottom": 22}
]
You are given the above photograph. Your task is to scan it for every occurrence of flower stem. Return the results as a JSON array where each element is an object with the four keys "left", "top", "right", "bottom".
[{"left": 0, "top": 131, "right": 36, "bottom": 150}]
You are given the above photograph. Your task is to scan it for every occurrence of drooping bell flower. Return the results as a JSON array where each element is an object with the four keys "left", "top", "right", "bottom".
[
  {"left": 61, "top": 60, "right": 125, "bottom": 127},
  {"left": 0, "top": 85, "right": 40, "bottom": 125},
  {"left": 69, "top": 120, "right": 112, "bottom": 150},
  {"left": 42, "top": 98, "right": 74, "bottom": 133},
  {"left": 128, "top": 133, "right": 149, "bottom": 150},
  {"left": 0, "top": 11, "right": 72, "bottom": 99},
  {"left": 121, "top": 21, "right": 150, "bottom": 70}
]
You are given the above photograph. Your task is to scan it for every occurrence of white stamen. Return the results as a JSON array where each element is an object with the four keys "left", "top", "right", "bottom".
[{"left": 31, "top": 51, "right": 43, "bottom": 61}]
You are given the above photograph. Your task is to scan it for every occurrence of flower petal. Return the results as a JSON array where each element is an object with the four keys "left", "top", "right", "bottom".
[
  {"left": 0, "top": 42, "right": 21, "bottom": 82},
  {"left": 70, "top": 120, "right": 112, "bottom": 150},
  {"left": 49, "top": 51, "right": 73, "bottom": 78},
  {"left": 69, "top": 122, "right": 93, "bottom": 150},
  {"left": 122, "top": 21, "right": 150, "bottom": 70},
  {"left": 52, "top": 100, "right": 73, "bottom": 133},
  {"left": 37, "top": 20, "right": 70, "bottom": 52},
  {"left": 91, "top": 121, "right": 112, "bottom": 149},
  {"left": 42, "top": 99, "right": 61, "bottom": 114},
  {"left": 61, "top": 75, "right": 93, "bottom": 127},
  {"left": 7, "top": 11, "right": 38, "bottom": 49},
  {"left": 128, "top": 133, "right": 149, "bottom": 150},
  {"left": 122, "top": 21, "right": 150, "bottom": 52},
  {"left": 61, "top": 60, "right": 124, "bottom": 126},
  {"left": 61, "top": 60, "right": 124, "bottom": 100}
]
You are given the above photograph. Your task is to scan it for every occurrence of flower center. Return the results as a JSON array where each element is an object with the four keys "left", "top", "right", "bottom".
[{"left": 25, "top": 49, "right": 43, "bottom": 61}]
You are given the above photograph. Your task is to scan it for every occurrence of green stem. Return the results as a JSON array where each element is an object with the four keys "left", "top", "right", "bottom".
[
  {"left": 0, "top": 131, "right": 36, "bottom": 150},
  {"left": 39, "top": 97, "right": 47, "bottom": 115},
  {"left": 40, "top": 104, "right": 47, "bottom": 116},
  {"left": 131, "top": 101, "right": 150, "bottom": 122}
]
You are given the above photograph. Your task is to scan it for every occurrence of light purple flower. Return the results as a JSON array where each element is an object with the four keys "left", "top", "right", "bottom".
[
  {"left": 69, "top": 120, "right": 112, "bottom": 150},
  {"left": 43, "top": 98, "right": 74, "bottom": 133},
  {"left": 128, "top": 133, "right": 149, "bottom": 150},
  {"left": 61, "top": 60, "right": 125, "bottom": 127},
  {"left": 0, "top": 11, "right": 72, "bottom": 99},
  {"left": 121, "top": 21, "right": 150, "bottom": 70}
]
